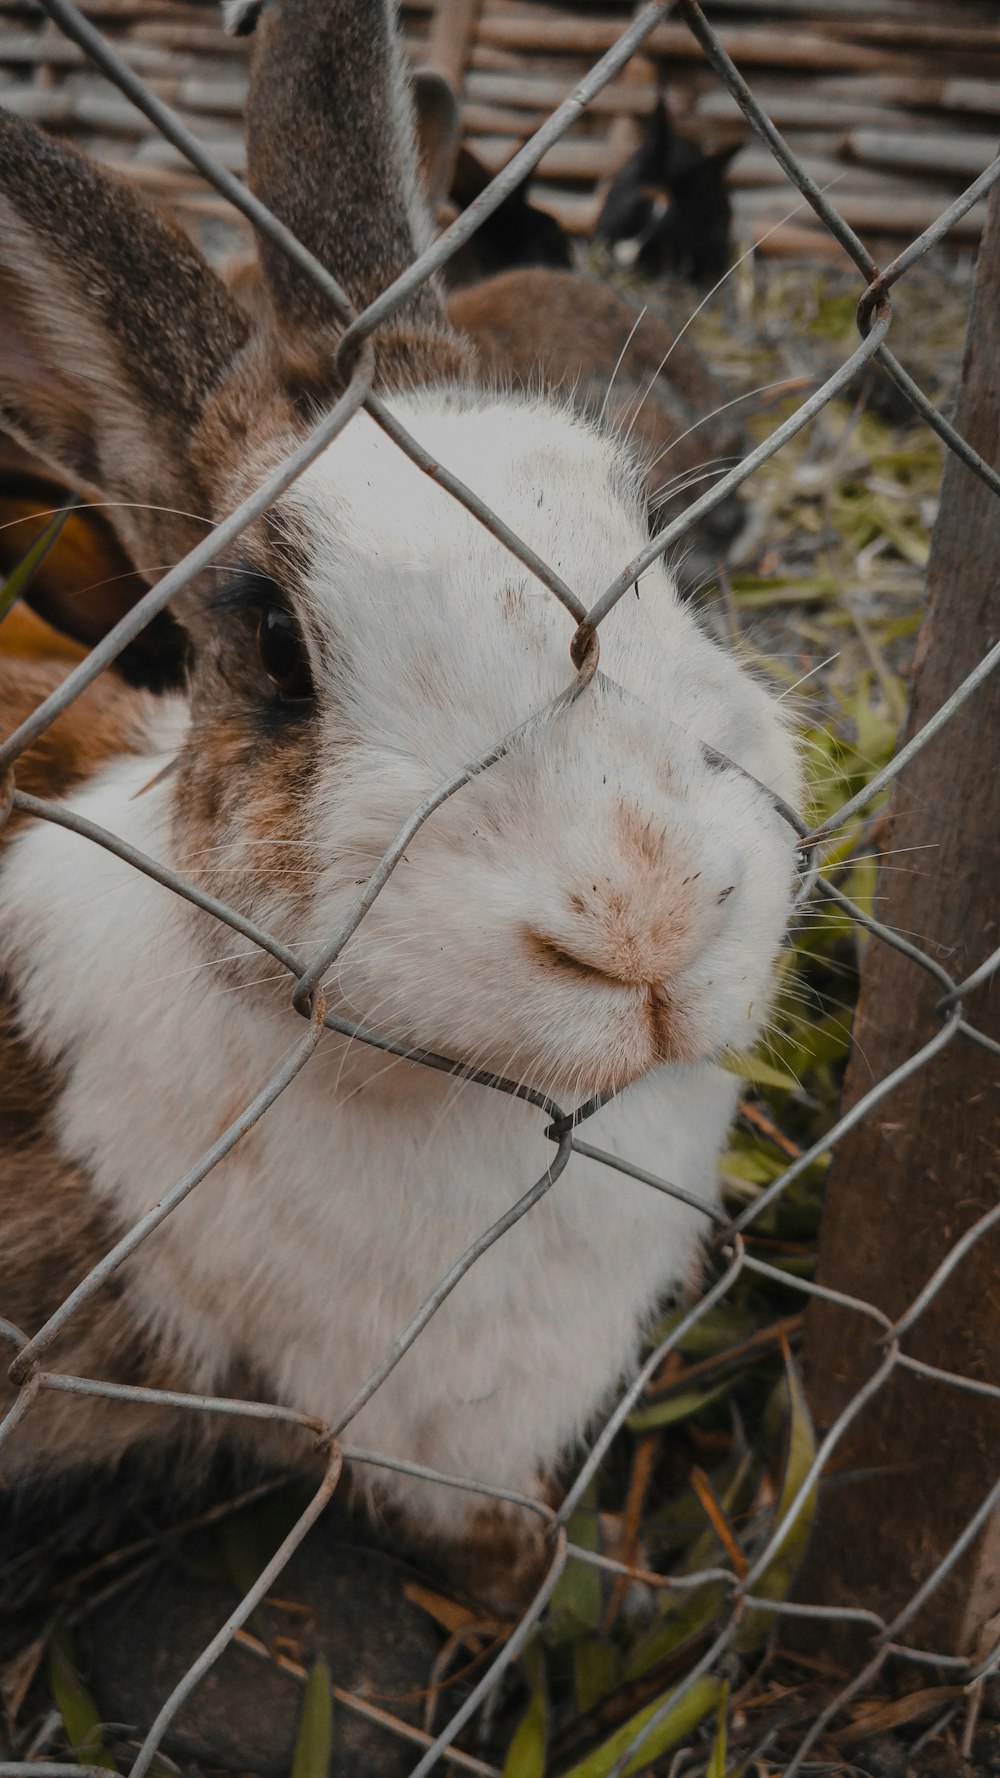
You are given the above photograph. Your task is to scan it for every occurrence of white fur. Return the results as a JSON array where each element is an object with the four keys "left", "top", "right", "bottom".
[{"left": 3, "top": 391, "right": 799, "bottom": 1534}]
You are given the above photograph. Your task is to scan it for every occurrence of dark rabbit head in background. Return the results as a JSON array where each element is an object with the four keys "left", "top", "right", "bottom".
[
  {"left": 412, "top": 65, "right": 573, "bottom": 289},
  {"left": 594, "top": 95, "right": 742, "bottom": 286}
]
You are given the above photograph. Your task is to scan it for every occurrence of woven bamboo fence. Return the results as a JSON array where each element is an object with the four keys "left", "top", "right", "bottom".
[{"left": 1, "top": 0, "right": 998, "bottom": 267}]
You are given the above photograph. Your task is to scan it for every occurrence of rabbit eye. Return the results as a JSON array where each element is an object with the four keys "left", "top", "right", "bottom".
[{"left": 257, "top": 606, "right": 314, "bottom": 700}]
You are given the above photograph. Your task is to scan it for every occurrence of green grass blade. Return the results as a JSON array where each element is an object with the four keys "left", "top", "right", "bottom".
[
  {"left": 706, "top": 1681, "right": 729, "bottom": 1778},
  {"left": 547, "top": 1480, "right": 603, "bottom": 1641},
  {"left": 290, "top": 1657, "right": 333, "bottom": 1778},
  {"left": 736, "top": 1349, "right": 817, "bottom": 1652},
  {"left": 558, "top": 1675, "right": 722, "bottom": 1778},
  {"left": 627, "top": 1379, "right": 732, "bottom": 1434},
  {"left": 0, "top": 499, "right": 79, "bottom": 623},
  {"left": 48, "top": 1627, "right": 116, "bottom": 1771},
  {"left": 501, "top": 1642, "right": 547, "bottom": 1778}
]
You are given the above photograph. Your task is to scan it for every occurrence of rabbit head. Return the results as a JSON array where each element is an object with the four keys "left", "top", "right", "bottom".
[
  {"left": 0, "top": 0, "right": 798, "bottom": 1107},
  {"left": 440, "top": 143, "right": 574, "bottom": 288},
  {"left": 594, "top": 94, "right": 741, "bottom": 286}
]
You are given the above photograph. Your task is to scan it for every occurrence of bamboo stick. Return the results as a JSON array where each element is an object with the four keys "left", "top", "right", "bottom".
[
  {"left": 807, "top": 74, "right": 1000, "bottom": 114},
  {"left": 813, "top": 19, "right": 1000, "bottom": 54},
  {"left": 476, "top": 14, "right": 901, "bottom": 75},
  {"left": 695, "top": 92, "right": 984, "bottom": 135},
  {"left": 733, "top": 186, "right": 986, "bottom": 238},
  {"left": 845, "top": 128, "right": 1000, "bottom": 180},
  {"left": 465, "top": 69, "right": 660, "bottom": 117}
]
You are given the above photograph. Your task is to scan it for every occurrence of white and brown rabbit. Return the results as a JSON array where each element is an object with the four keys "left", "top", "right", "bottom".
[{"left": 0, "top": 0, "right": 800, "bottom": 1604}]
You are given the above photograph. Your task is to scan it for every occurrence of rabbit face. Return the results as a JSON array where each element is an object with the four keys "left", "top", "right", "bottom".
[{"left": 177, "top": 391, "right": 800, "bottom": 1101}]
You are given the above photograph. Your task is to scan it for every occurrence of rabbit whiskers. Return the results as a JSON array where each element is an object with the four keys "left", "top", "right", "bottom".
[{"left": 618, "top": 176, "right": 847, "bottom": 455}]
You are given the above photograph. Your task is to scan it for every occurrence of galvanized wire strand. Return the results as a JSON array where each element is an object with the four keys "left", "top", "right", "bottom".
[
  {"left": 7, "top": 993, "right": 328, "bottom": 1387},
  {"left": 806, "top": 635, "right": 1000, "bottom": 841},
  {"left": 10, "top": 790, "right": 302, "bottom": 973},
  {"left": 858, "top": 154, "right": 1000, "bottom": 325},
  {"left": 895, "top": 1354, "right": 1000, "bottom": 1404},
  {"left": 129, "top": 1446, "right": 344, "bottom": 1778},
  {"left": 567, "top": 1138, "right": 724, "bottom": 1219},
  {"left": 728, "top": 1008, "right": 965, "bottom": 1238},
  {"left": 406, "top": 1530, "right": 570, "bottom": 1778},
  {"left": 567, "top": 1547, "right": 735, "bottom": 1593},
  {"left": 340, "top": 0, "right": 678, "bottom": 348},
  {"left": 330, "top": 1130, "right": 575, "bottom": 1437},
  {"left": 292, "top": 676, "right": 594, "bottom": 1012},
  {"left": 891, "top": 1199, "right": 1000, "bottom": 1343},
  {"left": 608, "top": 1609, "right": 747, "bottom": 1778},
  {"left": 341, "top": 1447, "right": 557, "bottom": 1520},
  {"left": 813, "top": 877, "right": 956, "bottom": 994},
  {"left": 784, "top": 1646, "right": 891, "bottom": 1778},
  {"left": 872, "top": 346, "right": 1000, "bottom": 503},
  {"left": 882, "top": 1644, "right": 974, "bottom": 1674},
  {"left": 36, "top": 1372, "right": 327, "bottom": 1436},
  {"left": 9, "top": 799, "right": 575, "bottom": 1118},
  {"left": 741, "top": 1345, "right": 900, "bottom": 1591},
  {"left": 357, "top": 398, "right": 587, "bottom": 623},
  {"left": 958, "top": 1020, "right": 1000, "bottom": 1059},
  {"left": 938, "top": 938, "right": 1000, "bottom": 1008},
  {"left": 0, "top": 1372, "right": 40, "bottom": 1459},
  {"left": 33, "top": 0, "right": 588, "bottom": 628},
  {"left": 674, "top": 0, "right": 876, "bottom": 279},
  {"left": 0, "top": 1767, "right": 116, "bottom": 1777},
  {"left": 740, "top": 1256, "right": 893, "bottom": 1334},
  {"left": 586, "top": 309, "right": 893, "bottom": 629},
  {"left": 971, "top": 1633, "right": 1000, "bottom": 1683},
  {"left": 557, "top": 1242, "right": 746, "bottom": 1523},
  {"left": 879, "top": 1465, "right": 996, "bottom": 1642}
]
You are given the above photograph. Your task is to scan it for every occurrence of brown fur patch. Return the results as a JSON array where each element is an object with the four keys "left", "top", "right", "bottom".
[
  {"left": 614, "top": 805, "right": 666, "bottom": 873},
  {"left": 0, "top": 976, "right": 193, "bottom": 1475},
  {"left": 441, "top": 1496, "right": 554, "bottom": 1616},
  {"left": 0, "top": 656, "right": 151, "bottom": 827},
  {"left": 173, "top": 700, "right": 322, "bottom": 963}
]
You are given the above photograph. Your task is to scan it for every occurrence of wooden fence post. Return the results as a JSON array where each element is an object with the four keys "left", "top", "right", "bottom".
[{"left": 793, "top": 177, "right": 1000, "bottom": 1657}]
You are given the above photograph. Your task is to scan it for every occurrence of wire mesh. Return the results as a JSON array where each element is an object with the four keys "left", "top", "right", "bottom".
[{"left": 1, "top": 0, "right": 998, "bottom": 1773}]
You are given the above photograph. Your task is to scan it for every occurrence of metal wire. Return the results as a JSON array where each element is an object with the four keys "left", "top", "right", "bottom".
[{"left": 1, "top": 2, "right": 999, "bottom": 1776}]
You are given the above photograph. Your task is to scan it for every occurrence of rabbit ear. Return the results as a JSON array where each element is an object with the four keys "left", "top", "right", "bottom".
[
  {"left": 704, "top": 141, "right": 744, "bottom": 175},
  {"left": 412, "top": 68, "right": 461, "bottom": 211},
  {"left": 647, "top": 95, "right": 675, "bottom": 173},
  {"left": 239, "top": 0, "right": 456, "bottom": 358},
  {"left": 0, "top": 109, "right": 252, "bottom": 568}
]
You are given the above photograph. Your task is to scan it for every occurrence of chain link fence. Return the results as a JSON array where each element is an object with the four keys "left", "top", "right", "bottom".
[{"left": 1, "top": 1, "right": 999, "bottom": 1773}]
